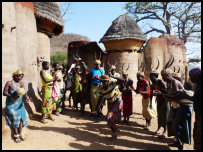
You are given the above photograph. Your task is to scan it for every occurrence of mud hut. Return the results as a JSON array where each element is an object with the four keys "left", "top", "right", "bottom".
[
  {"left": 33, "top": 2, "right": 64, "bottom": 90},
  {"left": 100, "top": 14, "right": 147, "bottom": 82},
  {"left": 68, "top": 41, "right": 106, "bottom": 71},
  {"left": 2, "top": 2, "right": 64, "bottom": 139},
  {"left": 143, "top": 34, "right": 188, "bottom": 82}
]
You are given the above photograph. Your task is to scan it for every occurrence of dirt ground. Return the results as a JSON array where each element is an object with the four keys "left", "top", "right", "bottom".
[{"left": 2, "top": 93, "right": 194, "bottom": 150}]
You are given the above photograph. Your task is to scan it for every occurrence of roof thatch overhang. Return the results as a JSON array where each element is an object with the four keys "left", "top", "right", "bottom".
[
  {"left": 100, "top": 14, "right": 147, "bottom": 51},
  {"left": 33, "top": 2, "right": 64, "bottom": 37}
]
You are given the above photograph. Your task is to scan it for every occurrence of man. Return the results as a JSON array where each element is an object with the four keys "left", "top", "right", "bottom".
[
  {"left": 133, "top": 71, "right": 156, "bottom": 130},
  {"left": 173, "top": 66, "right": 183, "bottom": 84},
  {"left": 95, "top": 74, "right": 123, "bottom": 140},
  {"left": 89, "top": 59, "right": 105, "bottom": 121},
  {"left": 171, "top": 68, "right": 201, "bottom": 150},
  {"left": 161, "top": 68, "right": 185, "bottom": 150},
  {"left": 150, "top": 69, "right": 169, "bottom": 138}
]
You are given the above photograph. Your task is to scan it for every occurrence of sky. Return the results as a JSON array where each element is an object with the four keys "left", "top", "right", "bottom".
[{"left": 61, "top": 2, "right": 201, "bottom": 68}]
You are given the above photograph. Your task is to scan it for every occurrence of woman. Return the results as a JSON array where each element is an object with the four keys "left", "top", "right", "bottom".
[
  {"left": 3, "top": 70, "right": 30, "bottom": 143},
  {"left": 120, "top": 72, "right": 133, "bottom": 124},
  {"left": 95, "top": 74, "right": 123, "bottom": 140},
  {"left": 72, "top": 65, "right": 82, "bottom": 110},
  {"left": 90, "top": 60, "right": 105, "bottom": 121},
  {"left": 40, "top": 61, "right": 57, "bottom": 123}
]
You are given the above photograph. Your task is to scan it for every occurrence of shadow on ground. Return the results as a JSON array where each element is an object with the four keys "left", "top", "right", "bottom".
[{"left": 27, "top": 108, "right": 172, "bottom": 150}]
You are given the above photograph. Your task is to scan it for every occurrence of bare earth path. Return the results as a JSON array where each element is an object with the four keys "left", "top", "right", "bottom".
[{"left": 2, "top": 94, "right": 194, "bottom": 150}]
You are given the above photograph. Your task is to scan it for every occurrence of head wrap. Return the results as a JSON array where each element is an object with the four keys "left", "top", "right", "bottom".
[
  {"left": 100, "top": 74, "right": 110, "bottom": 81},
  {"left": 12, "top": 70, "right": 24, "bottom": 78},
  {"left": 161, "top": 68, "right": 173, "bottom": 75},
  {"left": 189, "top": 67, "right": 201, "bottom": 77},
  {"left": 111, "top": 65, "right": 116, "bottom": 70},
  {"left": 137, "top": 71, "right": 144, "bottom": 77},
  {"left": 95, "top": 60, "right": 101, "bottom": 65},
  {"left": 122, "top": 70, "right": 128, "bottom": 75},
  {"left": 150, "top": 69, "right": 159, "bottom": 74},
  {"left": 173, "top": 72, "right": 181, "bottom": 78}
]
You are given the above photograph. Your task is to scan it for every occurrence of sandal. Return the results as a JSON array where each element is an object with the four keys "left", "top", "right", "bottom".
[
  {"left": 48, "top": 116, "right": 55, "bottom": 121},
  {"left": 40, "top": 119, "right": 48, "bottom": 124},
  {"left": 19, "top": 135, "right": 25, "bottom": 141},
  {"left": 55, "top": 111, "right": 60, "bottom": 116},
  {"left": 14, "top": 134, "right": 21, "bottom": 143}
]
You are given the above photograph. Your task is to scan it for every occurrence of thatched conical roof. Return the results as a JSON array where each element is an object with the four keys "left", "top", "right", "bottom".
[
  {"left": 100, "top": 14, "right": 147, "bottom": 42},
  {"left": 33, "top": 2, "right": 64, "bottom": 36}
]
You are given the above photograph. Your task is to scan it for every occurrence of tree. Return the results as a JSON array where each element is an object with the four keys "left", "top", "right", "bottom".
[
  {"left": 125, "top": 2, "right": 201, "bottom": 43},
  {"left": 50, "top": 51, "right": 67, "bottom": 67},
  {"left": 60, "top": 2, "right": 71, "bottom": 23}
]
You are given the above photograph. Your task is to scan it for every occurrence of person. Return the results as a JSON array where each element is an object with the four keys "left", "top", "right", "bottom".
[
  {"left": 149, "top": 70, "right": 169, "bottom": 138},
  {"left": 52, "top": 63, "right": 65, "bottom": 116},
  {"left": 161, "top": 68, "right": 185, "bottom": 150},
  {"left": 109, "top": 66, "right": 120, "bottom": 83},
  {"left": 72, "top": 66, "right": 82, "bottom": 111},
  {"left": 95, "top": 74, "right": 123, "bottom": 140},
  {"left": 64, "top": 66, "right": 74, "bottom": 107},
  {"left": 40, "top": 61, "right": 58, "bottom": 123},
  {"left": 173, "top": 68, "right": 201, "bottom": 150},
  {"left": 3, "top": 70, "right": 30, "bottom": 143},
  {"left": 80, "top": 63, "right": 92, "bottom": 116},
  {"left": 89, "top": 59, "right": 105, "bottom": 121},
  {"left": 120, "top": 71, "right": 133, "bottom": 124},
  {"left": 133, "top": 71, "right": 156, "bottom": 130},
  {"left": 173, "top": 67, "right": 183, "bottom": 84}
]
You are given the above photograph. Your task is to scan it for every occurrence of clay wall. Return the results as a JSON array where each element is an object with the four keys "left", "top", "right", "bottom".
[{"left": 142, "top": 35, "right": 188, "bottom": 82}]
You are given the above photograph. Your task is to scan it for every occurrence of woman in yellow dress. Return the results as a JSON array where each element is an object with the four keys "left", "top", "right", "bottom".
[{"left": 40, "top": 61, "right": 58, "bottom": 123}]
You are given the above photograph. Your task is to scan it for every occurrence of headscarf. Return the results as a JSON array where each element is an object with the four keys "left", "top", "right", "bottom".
[
  {"left": 95, "top": 60, "right": 101, "bottom": 65},
  {"left": 150, "top": 69, "right": 159, "bottom": 74},
  {"left": 111, "top": 65, "right": 116, "bottom": 70},
  {"left": 173, "top": 72, "right": 181, "bottom": 78},
  {"left": 12, "top": 70, "right": 24, "bottom": 78},
  {"left": 189, "top": 67, "right": 201, "bottom": 77},
  {"left": 161, "top": 68, "right": 173, "bottom": 75},
  {"left": 137, "top": 71, "right": 144, "bottom": 77}
]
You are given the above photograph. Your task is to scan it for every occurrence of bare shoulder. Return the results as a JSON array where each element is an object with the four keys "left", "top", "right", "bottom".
[{"left": 6, "top": 80, "right": 13, "bottom": 86}]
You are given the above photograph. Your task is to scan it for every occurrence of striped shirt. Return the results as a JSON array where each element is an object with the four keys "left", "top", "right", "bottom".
[{"left": 99, "top": 82, "right": 121, "bottom": 103}]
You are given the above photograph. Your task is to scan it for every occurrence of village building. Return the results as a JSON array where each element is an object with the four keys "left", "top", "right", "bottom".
[{"left": 2, "top": 2, "right": 64, "bottom": 139}]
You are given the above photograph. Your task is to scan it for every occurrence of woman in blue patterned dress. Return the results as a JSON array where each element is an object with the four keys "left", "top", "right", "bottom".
[{"left": 3, "top": 70, "right": 30, "bottom": 143}]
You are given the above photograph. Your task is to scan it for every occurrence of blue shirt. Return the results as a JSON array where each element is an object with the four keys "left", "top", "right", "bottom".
[{"left": 90, "top": 67, "right": 105, "bottom": 84}]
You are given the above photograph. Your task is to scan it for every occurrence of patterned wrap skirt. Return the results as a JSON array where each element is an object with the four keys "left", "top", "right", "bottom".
[
  {"left": 107, "top": 97, "right": 123, "bottom": 132},
  {"left": 5, "top": 89, "right": 27, "bottom": 128},
  {"left": 56, "top": 89, "right": 65, "bottom": 112},
  {"left": 90, "top": 83, "right": 102, "bottom": 112},
  {"left": 41, "top": 86, "right": 54, "bottom": 116}
]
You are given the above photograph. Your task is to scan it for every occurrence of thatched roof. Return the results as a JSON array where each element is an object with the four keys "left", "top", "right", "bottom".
[
  {"left": 33, "top": 2, "right": 64, "bottom": 35},
  {"left": 100, "top": 14, "right": 147, "bottom": 42}
]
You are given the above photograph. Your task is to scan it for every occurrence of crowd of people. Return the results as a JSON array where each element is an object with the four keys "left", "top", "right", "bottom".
[{"left": 3, "top": 56, "right": 201, "bottom": 150}]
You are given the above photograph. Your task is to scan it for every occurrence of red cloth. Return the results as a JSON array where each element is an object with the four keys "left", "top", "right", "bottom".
[
  {"left": 122, "top": 94, "right": 133, "bottom": 117},
  {"left": 137, "top": 79, "right": 150, "bottom": 99}
]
